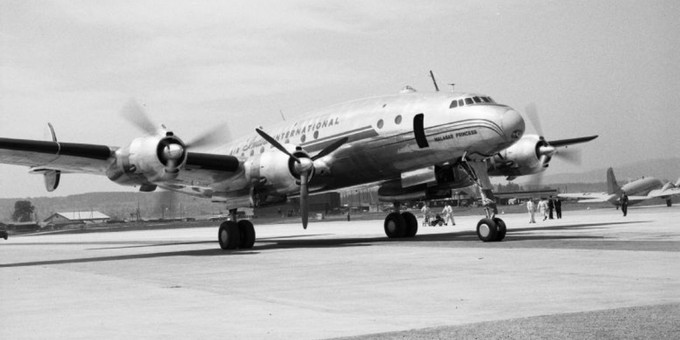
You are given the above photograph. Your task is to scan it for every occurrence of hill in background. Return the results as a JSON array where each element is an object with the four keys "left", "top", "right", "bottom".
[{"left": 2, "top": 157, "right": 677, "bottom": 222}]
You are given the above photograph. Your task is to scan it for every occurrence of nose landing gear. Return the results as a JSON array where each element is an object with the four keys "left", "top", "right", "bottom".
[{"left": 461, "top": 155, "right": 507, "bottom": 242}]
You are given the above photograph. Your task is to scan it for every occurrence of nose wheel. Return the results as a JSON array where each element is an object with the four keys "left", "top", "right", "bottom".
[{"left": 460, "top": 154, "right": 508, "bottom": 242}]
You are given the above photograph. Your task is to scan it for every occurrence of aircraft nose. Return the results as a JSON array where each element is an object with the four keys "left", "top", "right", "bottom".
[{"left": 501, "top": 108, "right": 525, "bottom": 142}]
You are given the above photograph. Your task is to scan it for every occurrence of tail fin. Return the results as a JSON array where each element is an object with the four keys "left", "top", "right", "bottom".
[{"left": 606, "top": 167, "right": 621, "bottom": 194}]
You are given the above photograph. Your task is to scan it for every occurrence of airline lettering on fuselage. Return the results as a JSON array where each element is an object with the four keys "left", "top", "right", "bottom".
[
  {"left": 238, "top": 116, "right": 340, "bottom": 153},
  {"left": 434, "top": 134, "right": 453, "bottom": 142},
  {"left": 455, "top": 130, "right": 477, "bottom": 138}
]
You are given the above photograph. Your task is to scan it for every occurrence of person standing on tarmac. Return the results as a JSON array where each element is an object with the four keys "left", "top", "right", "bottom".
[
  {"left": 538, "top": 198, "right": 549, "bottom": 221},
  {"left": 555, "top": 198, "right": 562, "bottom": 219},
  {"left": 547, "top": 196, "right": 555, "bottom": 219},
  {"left": 620, "top": 191, "right": 629, "bottom": 217},
  {"left": 442, "top": 203, "right": 455, "bottom": 226},
  {"left": 526, "top": 199, "right": 536, "bottom": 223},
  {"left": 420, "top": 203, "right": 431, "bottom": 226}
]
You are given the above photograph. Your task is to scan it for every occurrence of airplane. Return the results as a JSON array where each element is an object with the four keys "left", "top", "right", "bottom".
[
  {"left": 0, "top": 82, "right": 598, "bottom": 250},
  {"left": 559, "top": 167, "right": 680, "bottom": 207}
]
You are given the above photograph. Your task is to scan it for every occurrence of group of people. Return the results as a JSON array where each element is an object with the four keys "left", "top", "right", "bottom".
[
  {"left": 420, "top": 203, "right": 455, "bottom": 227},
  {"left": 526, "top": 196, "right": 562, "bottom": 223}
]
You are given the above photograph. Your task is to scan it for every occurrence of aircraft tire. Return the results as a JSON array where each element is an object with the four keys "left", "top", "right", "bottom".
[
  {"left": 476, "top": 218, "right": 498, "bottom": 242},
  {"left": 401, "top": 212, "right": 418, "bottom": 237},
  {"left": 384, "top": 212, "right": 407, "bottom": 238},
  {"left": 493, "top": 218, "right": 507, "bottom": 242},
  {"left": 238, "top": 220, "right": 256, "bottom": 249},
  {"left": 218, "top": 221, "right": 240, "bottom": 250}
]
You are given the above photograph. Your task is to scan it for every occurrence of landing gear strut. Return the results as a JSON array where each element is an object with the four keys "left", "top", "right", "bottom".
[
  {"left": 218, "top": 209, "right": 256, "bottom": 250},
  {"left": 384, "top": 202, "right": 418, "bottom": 238},
  {"left": 461, "top": 155, "right": 506, "bottom": 242}
]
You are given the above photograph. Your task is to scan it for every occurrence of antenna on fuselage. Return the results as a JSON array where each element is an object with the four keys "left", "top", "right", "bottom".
[
  {"left": 279, "top": 109, "right": 286, "bottom": 121},
  {"left": 448, "top": 83, "right": 455, "bottom": 91},
  {"left": 429, "top": 70, "right": 440, "bottom": 92}
]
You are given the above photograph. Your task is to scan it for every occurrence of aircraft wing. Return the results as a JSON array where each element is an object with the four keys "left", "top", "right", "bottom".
[
  {"left": 0, "top": 137, "right": 245, "bottom": 194},
  {"left": 647, "top": 187, "right": 680, "bottom": 199},
  {"left": 0, "top": 137, "right": 114, "bottom": 174},
  {"left": 558, "top": 192, "right": 609, "bottom": 201},
  {"left": 628, "top": 195, "right": 652, "bottom": 202}
]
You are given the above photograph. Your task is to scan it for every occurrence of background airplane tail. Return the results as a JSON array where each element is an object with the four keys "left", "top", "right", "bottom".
[{"left": 606, "top": 167, "right": 621, "bottom": 194}]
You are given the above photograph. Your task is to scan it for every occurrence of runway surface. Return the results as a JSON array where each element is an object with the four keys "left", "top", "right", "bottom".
[{"left": 1, "top": 206, "right": 679, "bottom": 339}]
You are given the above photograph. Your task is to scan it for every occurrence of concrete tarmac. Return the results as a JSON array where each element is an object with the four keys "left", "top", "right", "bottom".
[{"left": 1, "top": 206, "right": 679, "bottom": 339}]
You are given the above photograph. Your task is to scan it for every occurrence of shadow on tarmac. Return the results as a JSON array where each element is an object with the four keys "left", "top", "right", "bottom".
[{"left": 0, "top": 220, "right": 656, "bottom": 268}]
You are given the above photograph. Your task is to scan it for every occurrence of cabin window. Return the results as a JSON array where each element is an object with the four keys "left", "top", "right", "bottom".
[
  {"left": 377, "top": 119, "right": 384, "bottom": 129},
  {"left": 395, "top": 115, "right": 402, "bottom": 124},
  {"left": 301, "top": 134, "right": 306, "bottom": 143},
  {"left": 313, "top": 131, "right": 319, "bottom": 139}
]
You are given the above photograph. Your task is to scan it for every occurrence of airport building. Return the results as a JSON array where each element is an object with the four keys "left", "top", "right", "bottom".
[{"left": 43, "top": 211, "right": 110, "bottom": 228}]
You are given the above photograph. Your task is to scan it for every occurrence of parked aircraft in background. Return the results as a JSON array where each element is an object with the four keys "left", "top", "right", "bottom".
[
  {"left": 0, "top": 79, "right": 597, "bottom": 249},
  {"left": 559, "top": 167, "right": 680, "bottom": 207}
]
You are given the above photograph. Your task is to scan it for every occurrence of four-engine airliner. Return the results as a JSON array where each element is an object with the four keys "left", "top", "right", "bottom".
[{"left": 0, "top": 85, "right": 597, "bottom": 249}]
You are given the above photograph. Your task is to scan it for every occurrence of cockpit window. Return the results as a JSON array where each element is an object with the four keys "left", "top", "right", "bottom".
[{"left": 450, "top": 96, "right": 497, "bottom": 109}]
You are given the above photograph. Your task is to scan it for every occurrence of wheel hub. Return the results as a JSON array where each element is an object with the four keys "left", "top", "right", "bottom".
[
  {"left": 479, "top": 224, "right": 490, "bottom": 238},
  {"left": 387, "top": 221, "right": 396, "bottom": 233}
]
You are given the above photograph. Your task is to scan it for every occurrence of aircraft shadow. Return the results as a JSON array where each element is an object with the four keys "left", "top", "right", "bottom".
[{"left": 1, "top": 221, "right": 648, "bottom": 268}]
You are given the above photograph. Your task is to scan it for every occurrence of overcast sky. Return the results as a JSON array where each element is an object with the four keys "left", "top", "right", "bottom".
[{"left": 1, "top": 0, "right": 678, "bottom": 198}]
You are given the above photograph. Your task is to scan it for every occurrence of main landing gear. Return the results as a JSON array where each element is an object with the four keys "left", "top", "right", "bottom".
[
  {"left": 384, "top": 211, "right": 419, "bottom": 238},
  {"left": 218, "top": 209, "right": 256, "bottom": 250},
  {"left": 384, "top": 202, "right": 418, "bottom": 238}
]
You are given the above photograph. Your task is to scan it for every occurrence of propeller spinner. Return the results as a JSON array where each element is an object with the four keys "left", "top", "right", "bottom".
[{"left": 256, "top": 128, "right": 347, "bottom": 229}]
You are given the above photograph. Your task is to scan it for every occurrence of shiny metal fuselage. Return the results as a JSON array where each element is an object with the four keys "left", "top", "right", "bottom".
[{"left": 196, "top": 91, "right": 525, "bottom": 201}]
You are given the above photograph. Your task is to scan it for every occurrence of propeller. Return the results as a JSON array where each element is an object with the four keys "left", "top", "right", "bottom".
[
  {"left": 256, "top": 128, "right": 347, "bottom": 229},
  {"left": 121, "top": 99, "right": 230, "bottom": 174},
  {"left": 525, "top": 103, "right": 584, "bottom": 167}
]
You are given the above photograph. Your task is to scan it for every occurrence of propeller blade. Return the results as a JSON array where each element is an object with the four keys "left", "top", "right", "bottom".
[
  {"left": 312, "top": 137, "right": 349, "bottom": 160},
  {"left": 122, "top": 100, "right": 158, "bottom": 135},
  {"left": 524, "top": 103, "right": 543, "bottom": 136},
  {"left": 256, "top": 128, "right": 299, "bottom": 161},
  {"left": 186, "top": 123, "right": 230, "bottom": 149},
  {"left": 555, "top": 148, "right": 582, "bottom": 165},
  {"left": 300, "top": 172, "right": 309, "bottom": 229}
]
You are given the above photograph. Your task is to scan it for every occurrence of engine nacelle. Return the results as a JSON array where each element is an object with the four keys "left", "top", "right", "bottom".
[
  {"left": 488, "top": 134, "right": 547, "bottom": 178},
  {"left": 106, "top": 134, "right": 187, "bottom": 187},
  {"left": 245, "top": 148, "right": 307, "bottom": 196}
]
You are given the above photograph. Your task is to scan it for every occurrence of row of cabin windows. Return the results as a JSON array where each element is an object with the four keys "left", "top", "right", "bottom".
[{"left": 449, "top": 96, "right": 495, "bottom": 109}]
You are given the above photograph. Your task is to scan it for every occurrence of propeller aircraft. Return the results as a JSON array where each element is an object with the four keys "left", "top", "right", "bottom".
[
  {"left": 0, "top": 81, "right": 597, "bottom": 250},
  {"left": 559, "top": 167, "right": 680, "bottom": 207}
]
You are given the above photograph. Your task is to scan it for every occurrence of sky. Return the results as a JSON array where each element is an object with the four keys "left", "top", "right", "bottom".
[{"left": 1, "top": 0, "right": 679, "bottom": 198}]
